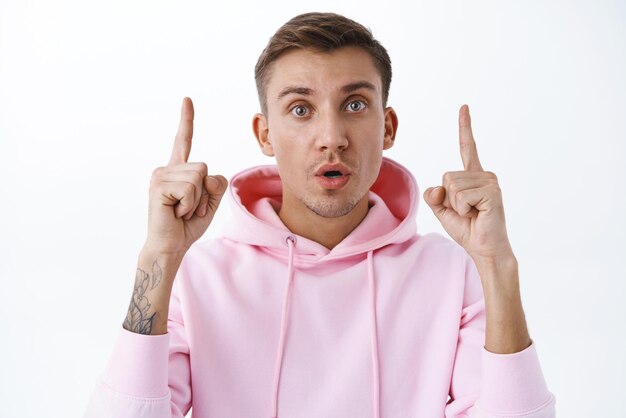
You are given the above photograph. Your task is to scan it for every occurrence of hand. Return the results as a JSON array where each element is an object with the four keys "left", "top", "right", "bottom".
[
  {"left": 144, "top": 97, "right": 228, "bottom": 258},
  {"left": 423, "top": 105, "right": 513, "bottom": 263}
]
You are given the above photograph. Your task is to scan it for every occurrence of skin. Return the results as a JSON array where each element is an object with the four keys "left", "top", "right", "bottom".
[
  {"left": 423, "top": 106, "right": 531, "bottom": 353},
  {"left": 252, "top": 47, "right": 398, "bottom": 250},
  {"left": 123, "top": 98, "right": 229, "bottom": 335}
]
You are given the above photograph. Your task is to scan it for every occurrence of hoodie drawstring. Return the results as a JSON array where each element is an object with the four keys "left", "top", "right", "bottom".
[
  {"left": 270, "top": 239, "right": 381, "bottom": 418},
  {"left": 271, "top": 236, "right": 296, "bottom": 418},
  {"left": 368, "top": 250, "right": 381, "bottom": 418}
]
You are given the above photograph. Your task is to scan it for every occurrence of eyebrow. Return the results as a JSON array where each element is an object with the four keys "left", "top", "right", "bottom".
[
  {"left": 341, "top": 81, "right": 377, "bottom": 94},
  {"left": 277, "top": 86, "right": 313, "bottom": 100},
  {"left": 276, "top": 81, "right": 377, "bottom": 101}
]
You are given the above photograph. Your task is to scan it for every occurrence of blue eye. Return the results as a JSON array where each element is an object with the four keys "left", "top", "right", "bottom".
[
  {"left": 346, "top": 100, "right": 366, "bottom": 112},
  {"left": 291, "top": 105, "right": 308, "bottom": 117}
]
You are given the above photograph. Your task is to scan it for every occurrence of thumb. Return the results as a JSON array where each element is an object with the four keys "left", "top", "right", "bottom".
[
  {"left": 205, "top": 175, "right": 228, "bottom": 195},
  {"left": 204, "top": 175, "right": 229, "bottom": 209},
  {"left": 423, "top": 186, "right": 447, "bottom": 221},
  {"left": 186, "top": 175, "right": 228, "bottom": 225},
  {"left": 192, "top": 175, "right": 229, "bottom": 221}
]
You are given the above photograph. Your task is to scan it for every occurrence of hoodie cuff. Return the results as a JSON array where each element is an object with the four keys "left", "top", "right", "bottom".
[
  {"left": 101, "top": 327, "right": 170, "bottom": 398},
  {"left": 478, "top": 339, "right": 553, "bottom": 414}
]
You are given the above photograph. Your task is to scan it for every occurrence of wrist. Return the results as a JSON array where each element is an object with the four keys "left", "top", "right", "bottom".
[
  {"left": 474, "top": 252, "right": 517, "bottom": 269},
  {"left": 125, "top": 248, "right": 182, "bottom": 336},
  {"left": 137, "top": 246, "right": 185, "bottom": 290},
  {"left": 140, "top": 243, "right": 186, "bottom": 265},
  {"left": 473, "top": 253, "right": 519, "bottom": 284}
]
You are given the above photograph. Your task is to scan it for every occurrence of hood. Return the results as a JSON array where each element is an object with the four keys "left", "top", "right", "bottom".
[
  {"left": 222, "top": 156, "right": 419, "bottom": 261},
  {"left": 221, "top": 156, "right": 420, "bottom": 418}
]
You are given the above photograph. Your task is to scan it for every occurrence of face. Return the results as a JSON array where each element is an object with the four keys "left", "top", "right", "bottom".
[{"left": 253, "top": 46, "right": 398, "bottom": 218}]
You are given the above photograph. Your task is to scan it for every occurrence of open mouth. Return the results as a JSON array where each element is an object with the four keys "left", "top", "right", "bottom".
[
  {"left": 314, "top": 163, "right": 351, "bottom": 189},
  {"left": 316, "top": 170, "right": 351, "bottom": 190},
  {"left": 323, "top": 170, "right": 343, "bottom": 178}
]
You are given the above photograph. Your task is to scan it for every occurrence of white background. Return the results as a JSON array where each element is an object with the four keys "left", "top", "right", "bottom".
[{"left": 1, "top": 1, "right": 624, "bottom": 417}]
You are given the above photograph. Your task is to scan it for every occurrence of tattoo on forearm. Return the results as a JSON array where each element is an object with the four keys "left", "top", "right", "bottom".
[{"left": 123, "top": 259, "right": 163, "bottom": 334}]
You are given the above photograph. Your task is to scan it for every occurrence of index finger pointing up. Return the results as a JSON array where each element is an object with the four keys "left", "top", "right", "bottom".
[
  {"left": 459, "top": 104, "right": 484, "bottom": 172},
  {"left": 168, "top": 97, "right": 194, "bottom": 166}
]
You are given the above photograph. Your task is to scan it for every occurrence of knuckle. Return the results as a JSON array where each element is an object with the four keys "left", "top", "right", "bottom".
[
  {"left": 485, "top": 171, "right": 498, "bottom": 180},
  {"left": 192, "top": 170, "right": 203, "bottom": 184},
  {"left": 446, "top": 179, "right": 458, "bottom": 193},
  {"left": 150, "top": 171, "right": 163, "bottom": 188},
  {"left": 184, "top": 182, "right": 195, "bottom": 194},
  {"left": 151, "top": 166, "right": 164, "bottom": 179}
]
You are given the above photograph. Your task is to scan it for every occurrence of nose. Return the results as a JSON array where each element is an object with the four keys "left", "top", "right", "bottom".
[{"left": 315, "top": 109, "right": 348, "bottom": 152}]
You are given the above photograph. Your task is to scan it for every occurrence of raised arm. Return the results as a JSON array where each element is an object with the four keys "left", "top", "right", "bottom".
[
  {"left": 123, "top": 96, "right": 227, "bottom": 335},
  {"left": 84, "top": 97, "right": 228, "bottom": 418}
]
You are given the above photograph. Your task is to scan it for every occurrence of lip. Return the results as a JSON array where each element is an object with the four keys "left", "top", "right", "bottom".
[
  {"left": 315, "top": 163, "right": 351, "bottom": 176},
  {"left": 315, "top": 173, "right": 351, "bottom": 190}
]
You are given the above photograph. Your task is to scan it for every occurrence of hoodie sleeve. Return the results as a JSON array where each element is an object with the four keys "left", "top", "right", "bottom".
[
  {"left": 444, "top": 255, "right": 557, "bottom": 418},
  {"left": 84, "top": 277, "right": 192, "bottom": 418}
]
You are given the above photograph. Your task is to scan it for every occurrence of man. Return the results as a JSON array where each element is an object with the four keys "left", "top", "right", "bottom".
[{"left": 85, "top": 12, "right": 556, "bottom": 417}]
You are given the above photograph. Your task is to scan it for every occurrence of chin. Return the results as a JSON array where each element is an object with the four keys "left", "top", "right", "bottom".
[{"left": 302, "top": 190, "right": 365, "bottom": 219}]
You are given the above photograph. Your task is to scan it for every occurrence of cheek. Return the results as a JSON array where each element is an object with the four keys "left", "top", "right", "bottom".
[
  {"left": 352, "top": 113, "right": 385, "bottom": 142},
  {"left": 269, "top": 118, "right": 303, "bottom": 150},
  {"left": 273, "top": 141, "right": 309, "bottom": 184},
  {"left": 364, "top": 153, "right": 383, "bottom": 178},
  {"left": 271, "top": 127, "right": 314, "bottom": 163},
  {"left": 357, "top": 140, "right": 384, "bottom": 186}
]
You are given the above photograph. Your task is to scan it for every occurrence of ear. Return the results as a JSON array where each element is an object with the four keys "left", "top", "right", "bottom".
[
  {"left": 252, "top": 112, "right": 274, "bottom": 157},
  {"left": 383, "top": 106, "right": 398, "bottom": 150}
]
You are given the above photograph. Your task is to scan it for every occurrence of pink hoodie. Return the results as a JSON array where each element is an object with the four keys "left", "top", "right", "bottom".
[{"left": 85, "top": 157, "right": 556, "bottom": 417}]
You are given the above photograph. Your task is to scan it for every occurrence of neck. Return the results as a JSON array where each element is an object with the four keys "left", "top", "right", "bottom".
[{"left": 278, "top": 193, "right": 371, "bottom": 250}]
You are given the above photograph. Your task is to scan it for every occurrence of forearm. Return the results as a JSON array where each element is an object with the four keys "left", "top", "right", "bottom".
[
  {"left": 475, "top": 255, "right": 532, "bottom": 354},
  {"left": 122, "top": 248, "right": 183, "bottom": 335}
]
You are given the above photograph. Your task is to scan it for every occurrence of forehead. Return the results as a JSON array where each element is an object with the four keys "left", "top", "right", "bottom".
[{"left": 266, "top": 46, "right": 382, "bottom": 99}]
